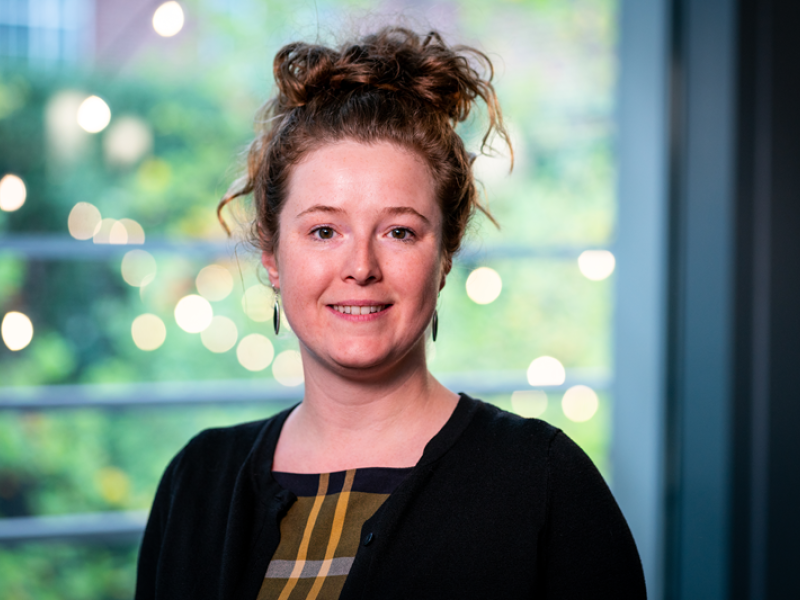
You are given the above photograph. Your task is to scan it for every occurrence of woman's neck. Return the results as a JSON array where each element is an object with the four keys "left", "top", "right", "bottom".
[{"left": 271, "top": 345, "right": 459, "bottom": 473}]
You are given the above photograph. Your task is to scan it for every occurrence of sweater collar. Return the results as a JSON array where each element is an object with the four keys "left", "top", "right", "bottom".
[
  {"left": 417, "top": 392, "right": 480, "bottom": 466},
  {"left": 248, "top": 392, "right": 481, "bottom": 496}
]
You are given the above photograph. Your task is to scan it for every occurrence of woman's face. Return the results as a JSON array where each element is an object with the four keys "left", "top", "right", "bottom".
[{"left": 262, "top": 140, "right": 447, "bottom": 378}]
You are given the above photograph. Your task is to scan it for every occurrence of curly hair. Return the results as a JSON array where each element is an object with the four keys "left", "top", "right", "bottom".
[{"left": 218, "top": 27, "right": 511, "bottom": 266}]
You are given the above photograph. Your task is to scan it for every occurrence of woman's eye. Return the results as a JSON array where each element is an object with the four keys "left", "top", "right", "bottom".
[
  {"left": 315, "top": 227, "right": 334, "bottom": 239},
  {"left": 390, "top": 228, "right": 411, "bottom": 240}
]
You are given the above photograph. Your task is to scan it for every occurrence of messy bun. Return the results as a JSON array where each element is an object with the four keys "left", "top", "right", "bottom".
[{"left": 219, "top": 27, "right": 511, "bottom": 264}]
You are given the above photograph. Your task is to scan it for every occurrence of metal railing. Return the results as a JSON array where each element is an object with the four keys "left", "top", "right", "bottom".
[
  {"left": 0, "top": 368, "right": 610, "bottom": 410},
  {"left": 0, "top": 511, "right": 148, "bottom": 544}
]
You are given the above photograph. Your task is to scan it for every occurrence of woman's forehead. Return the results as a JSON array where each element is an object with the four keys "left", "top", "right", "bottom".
[{"left": 285, "top": 140, "right": 439, "bottom": 218}]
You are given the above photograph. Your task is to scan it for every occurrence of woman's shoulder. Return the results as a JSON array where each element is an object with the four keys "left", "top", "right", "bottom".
[
  {"left": 183, "top": 418, "right": 268, "bottom": 458},
  {"left": 429, "top": 395, "right": 560, "bottom": 480},
  {"left": 166, "top": 407, "right": 293, "bottom": 484},
  {"left": 461, "top": 394, "right": 563, "bottom": 452},
  {"left": 452, "top": 395, "right": 602, "bottom": 484}
]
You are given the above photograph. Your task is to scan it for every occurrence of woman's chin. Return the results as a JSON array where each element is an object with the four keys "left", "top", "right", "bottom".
[
  {"left": 331, "top": 351, "right": 397, "bottom": 374},
  {"left": 317, "top": 343, "right": 422, "bottom": 377}
]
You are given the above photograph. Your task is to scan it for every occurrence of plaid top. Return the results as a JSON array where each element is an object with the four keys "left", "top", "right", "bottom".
[{"left": 257, "top": 467, "right": 412, "bottom": 600}]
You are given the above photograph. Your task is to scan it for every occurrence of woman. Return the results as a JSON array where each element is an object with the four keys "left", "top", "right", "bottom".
[{"left": 136, "top": 28, "right": 646, "bottom": 600}]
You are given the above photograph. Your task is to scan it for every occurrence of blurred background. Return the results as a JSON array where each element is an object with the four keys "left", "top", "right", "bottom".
[
  {"left": 2, "top": 0, "right": 800, "bottom": 599},
  {"left": 0, "top": 0, "right": 618, "bottom": 597}
]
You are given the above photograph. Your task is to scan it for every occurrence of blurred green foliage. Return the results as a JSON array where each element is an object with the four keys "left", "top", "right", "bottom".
[
  {"left": 0, "top": 543, "right": 137, "bottom": 600},
  {"left": 0, "top": 0, "right": 616, "bottom": 596}
]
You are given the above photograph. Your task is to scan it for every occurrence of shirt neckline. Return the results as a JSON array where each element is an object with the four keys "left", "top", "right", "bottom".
[
  {"left": 250, "top": 392, "right": 481, "bottom": 496},
  {"left": 272, "top": 465, "right": 416, "bottom": 477}
]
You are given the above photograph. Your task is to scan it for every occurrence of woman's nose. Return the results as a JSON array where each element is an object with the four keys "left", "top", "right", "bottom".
[{"left": 343, "top": 235, "right": 382, "bottom": 284}]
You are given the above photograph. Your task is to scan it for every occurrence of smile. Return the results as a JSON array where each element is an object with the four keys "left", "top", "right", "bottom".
[{"left": 331, "top": 304, "right": 388, "bottom": 315}]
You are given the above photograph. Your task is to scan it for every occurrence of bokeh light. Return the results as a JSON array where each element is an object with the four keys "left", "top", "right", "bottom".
[
  {"left": 0, "top": 174, "right": 27, "bottom": 212},
  {"left": 119, "top": 218, "right": 145, "bottom": 244},
  {"left": 153, "top": 1, "right": 185, "bottom": 37},
  {"left": 561, "top": 385, "right": 599, "bottom": 422},
  {"left": 174, "top": 295, "right": 213, "bottom": 333},
  {"left": 465, "top": 266, "right": 503, "bottom": 304},
  {"left": 2, "top": 311, "right": 34, "bottom": 351},
  {"left": 241, "top": 285, "right": 274, "bottom": 322},
  {"left": 103, "top": 116, "right": 153, "bottom": 166},
  {"left": 121, "top": 250, "right": 157, "bottom": 287},
  {"left": 67, "top": 202, "right": 102, "bottom": 240},
  {"left": 197, "top": 265, "right": 234, "bottom": 301},
  {"left": 109, "top": 221, "right": 128, "bottom": 244},
  {"left": 46, "top": 91, "right": 88, "bottom": 163},
  {"left": 578, "top": 250, "right": 616, "bottom": 281},
  {"left": 511, "top": 390, "right": 548, "bottom": 418},
  {"left": 526, "top": 356, "right": 566, "bottom": 386},
  {"left": 94, "top": 467, "right": 130, "bottom": 505},
  {"left": 236, "top": 333, "right": 274, "bottom": 371},
  {"left": 131, "top": 314, "right": 166, "bottom": 351},
  {"left": 472, "top": 154, "right": 510, "bottom": 186},
  {"left": 426, "top": 340, "right": 436, "bottom": 362},
  {"left": 201, "top": 315, "right": 238, "bottom": 353},
  {"left": 77, "top": 95, "right": 111, "bottom": 133},
  {"left": 273, "top": 350, "right": 304, "bottom": 386},
  {"left": 93, "top": 218, "right": 128, "bottom": 244}
]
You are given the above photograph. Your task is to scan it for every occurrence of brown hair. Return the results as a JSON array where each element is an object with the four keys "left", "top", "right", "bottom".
[{"left": 218, "top": 27, "right": 511, "bottom": 266}]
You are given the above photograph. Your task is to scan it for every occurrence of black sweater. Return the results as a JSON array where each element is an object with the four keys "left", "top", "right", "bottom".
[{"left": 135, "top": 394, "right": 646, "bottom": 599}]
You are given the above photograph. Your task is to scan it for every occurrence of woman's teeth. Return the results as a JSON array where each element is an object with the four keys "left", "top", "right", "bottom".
[{"left": 332, "top": 305, "right": 386, "bottom": 315}]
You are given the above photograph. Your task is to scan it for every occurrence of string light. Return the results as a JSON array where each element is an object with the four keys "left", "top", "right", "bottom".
[
  {"left": 273, "top": 350, "right": 304, "bottom": 386},
  {"left": 131, "top": 314, "right": 167, "bottom": 351},
  {"left": 1, "top": 311, "right": 34, "bottom": 351},
  {"left": 121, "top": 250, "right": 157, "bottom": 287},
  {"left": 77, "top": 95, "right": 111, "bottom": 133},
  {"left": 201, "top": 316, "right": 238, "bottom": 353},
  {"left": 153, "top": 2, "right": 185, "bottom": 37},
  {"left": 561, "top": 385, "right": 599, "bottom": 422},
  {"left": 196, "top": 265, "right": 234, "bottom": 301},
  {"left": 174, "top": 295, "right": 213, "bottom": 333},
  {"left": 119, "top": 219, "right": 145, "bottom": 244},
  {"left": 236, "top": 334, "right": 274, "bottom": 371},
  {"left": 578, "top": 250, "right": 616, "bottom": 281},
  {"left": 68, "top": 202, "right": 102, "bottom": 240},
  {"left": 103, "top": 117, "right": 153, "bottom": 166},
  {"left": 241, "top": 285, "right": 274, "bottom": 322},
  {"left": 526, "top": 356, "right": 566, "bottom": 386},
  {"left": 466, "top": 267, "right": 503, "bottom": 304},
  {"left": 0, "top": 174, "right": 26, "bottom": 212}
]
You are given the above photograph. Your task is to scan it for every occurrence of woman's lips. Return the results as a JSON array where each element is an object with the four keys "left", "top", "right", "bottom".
[{"left": 330, "top": 304, "right": 389, "bottom": 315}]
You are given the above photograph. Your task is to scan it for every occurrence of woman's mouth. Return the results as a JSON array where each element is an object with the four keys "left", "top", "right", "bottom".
[{"left": 331, "top": 304, "right": 389, "bottom": 315}]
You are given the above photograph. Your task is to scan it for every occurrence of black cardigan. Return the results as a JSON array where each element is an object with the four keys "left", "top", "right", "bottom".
[{"left": 135, "top": 394, "right": 646, "bottom": 599}]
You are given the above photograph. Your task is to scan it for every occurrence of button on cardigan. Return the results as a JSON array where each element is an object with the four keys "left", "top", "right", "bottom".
[{"left": 135, "top": 394, "right": 647, "bottom": 599}]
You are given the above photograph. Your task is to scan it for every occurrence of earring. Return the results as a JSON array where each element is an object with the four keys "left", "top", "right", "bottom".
[
  {"left": 432, "top": 309, "right": 438, "bottom": 342},
  {"left": 273, "top": 293, "right": 281, "bottom": 336}
]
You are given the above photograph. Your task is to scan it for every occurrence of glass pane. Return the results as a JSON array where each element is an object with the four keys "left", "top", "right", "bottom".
[{"left": 0, "top": 0, "right": 617, "bottom": 592}]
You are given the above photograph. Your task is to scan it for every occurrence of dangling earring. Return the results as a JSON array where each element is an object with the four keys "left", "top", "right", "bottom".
[
  {"left": 431, "top": 309, "right": 439, "bottom": 343},
  {"left": 272, "top": 292, "right": 281, "bottom": 336}
]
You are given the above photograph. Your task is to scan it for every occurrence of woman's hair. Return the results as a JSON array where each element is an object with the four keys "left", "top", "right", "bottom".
[{"left": 218, "top": 26, "right": 511, "bottom": 266}]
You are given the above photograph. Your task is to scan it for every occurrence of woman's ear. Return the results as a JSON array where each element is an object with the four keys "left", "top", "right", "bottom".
[
  {"left": 439, "top": 256, "right": 452, "bottom": 291},
  {"left": 261, "top": 251, "right": 280, "bottom": 289}
]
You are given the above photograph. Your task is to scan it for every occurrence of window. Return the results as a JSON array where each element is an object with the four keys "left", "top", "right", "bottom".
[{"left": 0, "top": 1, "right": 618, "bottom": 595}]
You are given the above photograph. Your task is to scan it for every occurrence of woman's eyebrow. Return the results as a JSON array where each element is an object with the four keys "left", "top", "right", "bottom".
[
  {"left": 295, "top": 204, "right": 346, "bottom": 218},
  {"left": 383, "top": 206, "right": 430, "bottom": 224},
  {"left": 296, "top": 204, "right": 431, "bottom": 224}
]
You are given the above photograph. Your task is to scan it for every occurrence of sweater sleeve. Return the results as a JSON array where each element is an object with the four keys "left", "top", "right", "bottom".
[
  {"left": 539, "top": 431, "right": 647, "bottom": 599},
  {"left": 134, "top": 449, "right": 182, "bottom": 600}
]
